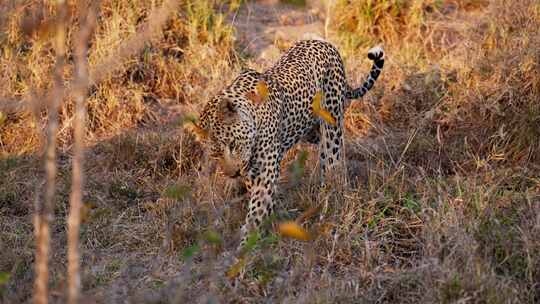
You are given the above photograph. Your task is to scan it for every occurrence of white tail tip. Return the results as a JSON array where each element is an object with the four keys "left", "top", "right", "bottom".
[{"left": 368, "top": 45, "right": 384, "bottom": 59}]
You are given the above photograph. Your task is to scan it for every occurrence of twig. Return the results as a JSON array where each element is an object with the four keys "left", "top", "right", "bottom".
[
  {"left": 66, "top": 2, "right": 97, "bottom": 304},
  {"left": 33, "top": 2, "right": 68, "bottom": 304}
]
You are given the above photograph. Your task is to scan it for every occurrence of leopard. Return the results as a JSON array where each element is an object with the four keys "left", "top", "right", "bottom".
[{"left": 189, "top": 39, "right": 384, "bottom": 248}]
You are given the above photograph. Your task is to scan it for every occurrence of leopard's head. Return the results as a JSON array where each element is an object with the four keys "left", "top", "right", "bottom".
[{"left": 191, "top": 94, "right": 256, "bottom": 178}]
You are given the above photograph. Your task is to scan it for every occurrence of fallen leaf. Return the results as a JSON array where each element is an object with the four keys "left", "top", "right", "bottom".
[
  {"left": 246, "top": 81, "right": 269, "bottom": 104},
  {"left": 311, "top": 92, "right": 336, "bottom": 126},
  {"left": 278, "top": 221, "right": 312, "bottom": 241},
  {"left": 256, "top": 81, "right": 269, "bottom": 99}
]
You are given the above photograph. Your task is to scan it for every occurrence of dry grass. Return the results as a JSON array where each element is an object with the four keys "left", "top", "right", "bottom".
[{"left": 1, "top": 0, "right": 539, "bottom": 303}]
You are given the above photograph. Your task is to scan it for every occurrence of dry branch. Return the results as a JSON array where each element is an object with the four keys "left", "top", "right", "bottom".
[
  {"left": 66, "top": 2, "right": 98, "bottom": 304},
  {"left": 33, "top": 2, "right": 68, "bottom": 304}
]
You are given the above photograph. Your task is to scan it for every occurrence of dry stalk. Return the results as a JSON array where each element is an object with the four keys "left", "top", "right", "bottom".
[
  {"left": 66, "top": 2, "right": 97, "bottom": 304},
  {"left": 33, "top": 2, "right": 68, "bottom": 304}
]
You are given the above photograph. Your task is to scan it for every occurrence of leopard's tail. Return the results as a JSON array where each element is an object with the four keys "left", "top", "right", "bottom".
[{"left": 346, "top": 46, "right": 384, "bottom": 100}]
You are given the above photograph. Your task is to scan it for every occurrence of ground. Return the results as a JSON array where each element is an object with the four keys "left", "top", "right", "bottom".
[{"left": 0, "top": 0, "right": 539, "bottom": 303}]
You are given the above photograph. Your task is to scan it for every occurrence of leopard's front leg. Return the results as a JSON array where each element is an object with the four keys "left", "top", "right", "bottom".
[{"left": 239, "top": 154, "right": 280, "bottom": 250}]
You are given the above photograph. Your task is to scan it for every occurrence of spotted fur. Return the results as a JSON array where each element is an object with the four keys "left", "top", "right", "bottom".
[{"left": 194, "top": 40, "right": 384, "bottom": 248}]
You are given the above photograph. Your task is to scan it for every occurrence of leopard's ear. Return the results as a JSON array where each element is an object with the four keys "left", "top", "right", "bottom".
[
  {"left": 218, "top": 97, "right": 238, "bottom": 124},
  {"left": 246, "top": 80, "right": 269, "bottom": 105}
]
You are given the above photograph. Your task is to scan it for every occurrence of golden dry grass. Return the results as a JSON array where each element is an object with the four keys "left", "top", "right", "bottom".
[{"left": 1, "top": 0, "right": 539, "bottom": 303}]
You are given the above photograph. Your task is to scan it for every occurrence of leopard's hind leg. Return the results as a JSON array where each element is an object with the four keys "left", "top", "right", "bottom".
[{"left": 317, "top": 64, "right": 347, "bottom": 184}]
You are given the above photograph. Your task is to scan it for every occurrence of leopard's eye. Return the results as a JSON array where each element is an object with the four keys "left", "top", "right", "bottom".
[{"left": 229, "top": 140, "right": 237, "bottom": 152}]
